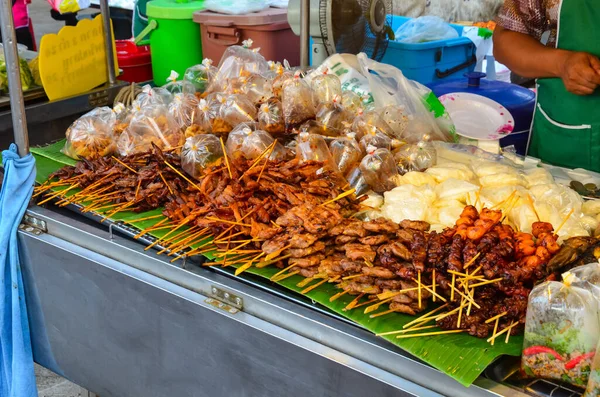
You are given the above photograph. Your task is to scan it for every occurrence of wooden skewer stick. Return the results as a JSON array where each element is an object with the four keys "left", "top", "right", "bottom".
[
  {"left": 411, "top": 278, "right": 447, "bottom": 303},
  {"left": 112, "top": 156, "right": 137, "bottom": 174},
  {"left": 396, "top": 329, "right": 464, "bottom": 339},
  {"left": 206, "top": 217, "right": 251, "bottom": 228},
  {"left": 484, "top": 311, "right": 508, "bottom": 324},
  {"left": 417, "top": 271, "right": 422, "bottom": 309},
  {"left": 555, "top": 208, "right": 575, "bottom": 235},
  {"left": 238, "top": 140, "right": 277, "bottom": 181},
  {"left": 450, "top": 273, "right": 456, "bottom": 302},
  {"left": 434, "top": 302, "right": 469, "bottom": 322},
  {"left": 377, "top": 325, "right": 438, "bottom": 337},
  {"left": 164, "top": 161, "right": 203, "bottom": 192},
  {"left": 219, "top": 137, "right": 233, "bottom": 179},
  {"left": 329, "top": 290, "right": 349, "bottom": 302},
  {"left": 527, "top": 194, "right": 541, "bottom": 222},
  {"left": 349, "top": 297, "right": 379, "bottom": 310},
  {"left": 158, "top": 170, "right": 173, "bottom": 195},
  {"left": 342, "top": 274, "right": 364, "bottom": 281},
  {"left": 487, "top": 321, "right": 518, "bottom": 344},
  {"left": 320, "top": 188, "right": 356, "bottom": 207},
  {"left": 402, "top": 304, "right": 449, "bottom": 329},
  {"left": 234, "top": 252, "right": 265, "bottom": 276},
  {"left": 491, "top": 318, "right": 500, "bottom": 346},
  {"left": 255, "top": 254, "right": 293, "bottom": 269},
  {"left": 364, "top": 296, "right": 396, "bottom": 314},
  {"left": 343, "top": 293, "right": 365, "bottom": 311},
  {"left": 256, "top": 140, "right": 278, "bottom": 183},
  {"left": 273, "top": 270, "right": 300, "bottom": 282},
  {"left": 265, "top": 244, "right": 292, "bottom": 262},
  {"left": 370, "top": 308, "right": 397, "bottom": 319},
  {"left": 463, "top": 252, "right": 481, "bottom": 270},
  {"left": 432, "top": 269, "right": 436, "bottom": 303},
  {"left": 270, "top": 262, "right": 297, "bottom": 281},
  {"left": 301, "top": 277, "right": 331, "bottom": 295},
  {"left": 469, "top": 278, "right": 503, "bottom": 288},
  {"left": 145, "top": 216, "right": 193, "bottom": 250},
  {"left": 456, "top": 297, "right": 465, "bottom": 328}
]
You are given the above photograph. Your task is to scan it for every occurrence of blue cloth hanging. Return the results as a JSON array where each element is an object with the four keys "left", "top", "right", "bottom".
[{"left": 0, "top": 144, "right": 37, "bottom": 397}]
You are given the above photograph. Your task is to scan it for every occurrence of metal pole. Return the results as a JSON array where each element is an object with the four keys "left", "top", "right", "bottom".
[
  {"left": 0, "top": 0, "right": 29, "bottom": 155},
  {"left": 299, "top": 0, "right": 310, "bottom": 68},
  {"left": 99, "top": 0, "right": 117, "bottom": 85}
]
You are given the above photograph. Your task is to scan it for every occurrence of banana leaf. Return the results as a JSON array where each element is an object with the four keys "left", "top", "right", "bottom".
[{"left": 31, "top": 143, "right": 523, "bottom": 387}]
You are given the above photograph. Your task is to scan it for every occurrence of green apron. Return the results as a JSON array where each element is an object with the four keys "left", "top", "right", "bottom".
[{"left": 528, "top": 0, "right": 600, "bottom": 172}]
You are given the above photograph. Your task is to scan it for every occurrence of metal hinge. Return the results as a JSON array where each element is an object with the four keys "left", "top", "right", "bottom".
[
  {"left": 20, "top": 214, "right": 47, "bottom": 235},
  {"left": 205, "top": 286, "right": 243, "bottom": 314}
]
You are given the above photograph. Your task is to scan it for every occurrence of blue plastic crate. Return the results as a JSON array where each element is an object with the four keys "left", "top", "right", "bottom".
[{"left": 381, "top": 16, "right": 477, "bottom": 85}]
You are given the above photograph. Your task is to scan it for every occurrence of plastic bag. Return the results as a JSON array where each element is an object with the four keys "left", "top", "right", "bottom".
[
  {"left": 244, "top": 73, "right": 274, "bottom": 105},
  {"left": 425, "top": 163, "right": 476, "bottom": 183},
  {"left": 204, "top": 0, "right": 269, "bottom": 15},
  {"left": 117, "top": 105, "right": 184, "bottom": 156},
  {"left": 396, "top": 171, "right": 437, "bottom": 187},
  {"left": 169, "top": 93, "right": 199, "bottom": 130},
  {"left": 258, "top": 98, "right": 286, "bottom": 136},
  {"left": 297, "top": 120, "right": 338, "bottom": 137},
  {"left": 584, "top": 338, "right": 600, "bottom": 396},
  {"left": 381, "top": 184, "right": 436, "bottom": 223},
  {"left": 360, "top": 146, "right": 399, "bottom": 193},
  {"left": 524, "top": 167, "right": 554, "bottom": 187},
  {"left": 282, "top": 72, "right": 316, "bottom": 131},
  {"left": 380, "top": 105, "right": 409, "bottom": 140},
  {"left": 133, "top": 85, "right": 173, "bottom": 110},
  {"left": 345, "top": 165, "right": 370, "bottom": 196},
  {"left": 211, "top": 41, "right": 269, "bottom": 92},
  {"left": 341, "top": 90, "right": 364, "bottom": 115},
  {"left": 272, "top": 68, "right": 294, "bottom": 98},
  {"left": 359, "top": 130, "right": 392, "bottom": 152},
  {"left": 296, "top": 132, "right": 338, "bottom": 172},
  {"left": 311, "top": 71, "right": 342, "bottom": 108},
  {"left": 435, "top": 178, "right": 479, "bottom": 202},
  {"left": 184, "top": 59, "right": 217, "bottom": 93},
  {"left": 330, "top": 134, "right": 363, "bottom": 175},
  {"left": 316, "top": 97, "right": 352, "bottom": 135},
  {"left": 163, "top": 71, "right": 196, "bottom": 95},
  {"left": 187, "top": 98, "right": 217, "bottom": 137},
  {"left": 394, "top": 141, "right": 436, "bottom": 174},
  {"left": 241, "top": 130, "right": 285, "bottom": 160},
  {"left": 394, "top": 16, "right": 459, "bottom": 44},
  {"left": 62, "top": 107, "right": 117, "bottom": 160},
  {"left": 522, "top": 277, "right": 600, "bottom": 387},
  {"left": 356, "top": 53, "right": 456, "bottom": 143},
  {"left": 567, "top": 263, "right": 600, "bottom": 302},
  {"left": 181, "top": 134, "right": 224, "bottom": 180},
  {"left": 225, "top": 123, "right": 257, "bottom": 159},
  {"left": 220, "top": 94, "right": 257, "bottom": 129}
]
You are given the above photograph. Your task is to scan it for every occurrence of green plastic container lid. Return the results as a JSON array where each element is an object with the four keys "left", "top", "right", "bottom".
[{"left": 147, "top": 0, "right": 205, "bottom": 20}]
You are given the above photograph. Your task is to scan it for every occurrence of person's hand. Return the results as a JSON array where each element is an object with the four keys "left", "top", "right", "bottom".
[{"left": 558, "top": 51, "right": 600, "bottom": 95}]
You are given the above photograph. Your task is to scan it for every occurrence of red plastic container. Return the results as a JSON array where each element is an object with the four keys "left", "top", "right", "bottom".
[
  {"left": 116, "top": 40, "right": 153, "bottom": 83},
  {"left": 193, "top": 8, "right": 300, "bottom": 66}
]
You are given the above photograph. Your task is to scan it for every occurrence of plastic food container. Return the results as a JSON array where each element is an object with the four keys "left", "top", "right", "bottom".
[
  {"left": 146, "top": 0, "right": 205, "bottom": 85},
  {"left": 193, "top": 8, "right": 299, "bottom": 66},
  {"left": 428, "top": 72, "right": 535, "bottom": 155},
  {"left": 116, "top": 40, "right": 153, "bottom": 83},
  {"left": 381, "top": 16, "right": 476, "bottom": 85}
]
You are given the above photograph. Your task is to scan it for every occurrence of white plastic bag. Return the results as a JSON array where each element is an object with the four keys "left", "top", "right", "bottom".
[
  {"left": 394, "top": 16, "right": 458, "bottom": 44},
  {"left": 204, "top": 0, "right": 269, "bottom": 15}
]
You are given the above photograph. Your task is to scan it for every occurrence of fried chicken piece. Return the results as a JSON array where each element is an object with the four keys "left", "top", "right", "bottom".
[
  {"left": 344, "top": 243, "right": 376, "bottom": 262},
  {"left": 362, "top": 266, "right": 395, "bottom": 279},
  {"left": 336, "top": 235, "right": 357, "bottom": 245},
  {"left": 289, "top": 254, "right": 325, "bottom": 268},
  {"left": 363, "top": 218, "right": 399, "bottom": 234},
  {"left": 532, "top": 221, "right": 554, "bottom": 238},
  {"left": 289, "top": 232, "right": 320, "bottom": 249},
  {"left": 378, "top": 242, "right": 411, "bottom": 261},
  {"left": 299, "top": 266, "right": 320, "bottom": 278},
  {"left": 359, "top": 234, "right": 389, "bottom": 246},
  {"left": 287, "top": 241, "right": 326, "bottom": 258},
  {"left": 389, "top": 302, "right": 417, "bottom": 315},
  {"left": 250, "top": 220, "right": 280, "bottom": 240},
  {"left": 342, "top": 281, "right": 381, "bottom": 295},
  {"left": 400, "top": 219, "right": 430, "bottom": 232},
  {"left": 342, "top": 221, "right": 368, "bottom": 237},
  {"left": 389, "top": 262, "right": 416, "bottom": 279}
]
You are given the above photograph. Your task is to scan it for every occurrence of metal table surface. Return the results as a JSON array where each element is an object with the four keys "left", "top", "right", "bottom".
[{"left": 18, "top": 205, "right": 529, "bottom": 397}]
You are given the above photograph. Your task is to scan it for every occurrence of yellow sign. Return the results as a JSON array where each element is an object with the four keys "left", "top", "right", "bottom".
[{"left": 39, "top": 15, "right": 118, "bottom": 101}]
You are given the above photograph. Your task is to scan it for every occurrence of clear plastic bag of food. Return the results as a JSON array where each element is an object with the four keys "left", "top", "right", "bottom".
[
  {"left": 584, "top": 340, "right": 600, "bottom": 397},
  {"left": 295, "top": 132, "right": 338, "bottom": 172},
  {"left": 282, "top": 72, "right": 316, "bottom": 132},
  {"left": 315, "top": 96, "right": 352, "bottom": 135},
  {"left": 225, "top": 122, "right": 257, "bottom": 159},
  {"left": 133, "top": 85, "right": 174, "bottom": 109},
  {"left": 272, "top": 67, "right": 294, "bottom": 98},
  {"left": 425, "top": 162, "right": 476, "bottom": 183},
  {"left": 184, "top": 59, "right": 217, "bottom": 93},
  {"left": 113, "top": 103, "right": 132, "bottom": 136},
  {"left": 522, "top": 277, "right": 600, "bottom": 387},
  {"left": 117, "top": 105, "right": 184, "bottom": 156},
  {"left": 62, "top": 106, "right": 117, "bottom": 159},
  {"left": 241, "top": 129, "right": 285, "bottom": 160},
  {"left": 187, "top": 98, "right": 217, "bottom": 137},
  {"left": 211, "top": 40, "right": 269, "bottom": 92},
  {"left": 359, "top": 130, "right": 392, "bottom": 151},
  {"left": 168, "top": 93, "right": 199, "bottom": 130},
  {"left": 381, "top": 184, "right": 436, "bottom": 223},
  {"left": 352, "top": 109, "right": 395, "bottom": 140},
  {"left": 311, "top": 70, "right": 342, "bottom": 108},
  {"left": 298, "top": 120, "right": 338, "bottom": 137},
  {"left": 380, "top": 105, "right": 409, "bottom": 140},
  {"left": 345, "top": 164, "right": 370, "bottom": 196},
  {"left": 163, "top": 71, "right": 196, "bottom": 96},
  {"left": 396, "top": 171, "right": 437, "bottom": 187},
  {"left": 567, "top": 263, "right": 600, "bottom": 302},
  {"left": 244, "top": 73, "right": 273, "bottom": 105},
  {"left": 341, "top": 90, "right": 364, "bottom": 115},
  {"left": 360, "top": 146, "right": 399, "bottom": 193},
  {"left": 180, "top": 134, "right": 224, "bottom": 180},
  {"left": 221, "top": 94, "right": 257, "bottom": 128},
  {"left": 330, "top": 133, "right": 363, "bottom": 175},
  {"left": 258, "top": 98, "right": 286, "bottom": 136},
  {"left": 394, "top": 141, "right": 436, "bottom": 174}
]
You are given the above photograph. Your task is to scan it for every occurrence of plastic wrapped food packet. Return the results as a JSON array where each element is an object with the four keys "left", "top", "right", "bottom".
[
  {"left": 360, "top": 145, "right": 399, "bottom": 193},
  {"left": 272, "top": 67, "right": 294, "bottom": 98},
  {"left": 341, "top": 90, "right": 364, "bottom": 115},
  {"left": 403, "top": 115, "right": 435, "bottom": 144},
  {"left": 295, "top": 132, "right": 338, "bottom": 172},
  {"left": 258, "top": 98, "right": 286, "bottom": 136},
  {"left": 584, "top": 341, "right": 600, "bottom": 396},
  {"left": 225, "top": 123, "right": 256, "bottom": 159},
  {"left": 220, "top": 94, "right": 257, "bottom": 129},
  {"left": 186, "top": 99, "right": 216, "bottom": 137},
  {"left": 311, "top": 69, "right": 342, "bottom": 108},
  {"left": 244, "top": 73, "right": 273, "bottom": 104},
  {"left": 184, "top": 59, "right": 217, "bottom": 93},
  {"left": 567, "top": 262, "right": 600, "bottom": 301},
  {"left": 241, "top": 129, "right": 285, "bottom": 160},
  {"left": 211, "top": 39, "right": 269, "bottom": 92},
  {"left": 330, "top": 133, "right": 362, "bottom": 175},
  {"left": 298, "top": 120, "right": 338, "bottom": 137},
  {"left": 169, "top": 93, "right": 199, "bottom": 130},
  {"left": 133, "top": 85, "right": 174, "bottom": 109},
  {"left": 180, "top": 134, "right": 224, "bottom": 180},
  {"left": 380, "top": 184, "right": 436, "bottom": 223},
  {"left": 522, "top": 275, "right": 600, "bottom": 388},
  {"left": 394, "top": 141, "right": 436, "bottom": 174},
  {"left": 316, "top": 95, "right": 352, "bottom": 135},
  {"left": 381, "top": 105, "right": 409, "bottom": 139},
  {"left": 62, "top": 107, "right": 117, "bottom": 160},
  {"left": 359, "top": 130, "right": 392, "bottom": 151},
  {"left": 282, "top": 71, "right": 316, "bottom": 132},
  {"left": 163, "top": 71, "right": 196, "bottom": 96},
  {"left": 112, "top": 102, "right": 132, "bottom": 136},
  {"left": 206, "top": 93, "right": 233, "bottom": 135},
  {"left": 345, "top": 165, "right": 370, "bottom": 196},
  {"left": 352, "top": 109, "right": 395, "bottom": 140},
  {"left": 117, "top": 105, "right": 184, "bottom": 156}
]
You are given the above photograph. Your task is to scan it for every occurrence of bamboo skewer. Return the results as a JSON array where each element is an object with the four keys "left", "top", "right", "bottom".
[
  {"left": 432, "top": 269, "right": 436, "bottom": 302},
  {"left": 450, "top": 273, "right": 456, "bottom": 301},
  {"left": 219, "top": 137, "right": 233, "bottom": 179},
  {"left": 270, "top": 262, "right": 297, "bottom": 281},
  {"left": 377, "top": 324, "right": 438, "bottom": 337},
  {"left": 485, "top": 311, "right": 508, "bottom": 324},
  {"left": 396, "top": 329, "right": 464, "bottom": 339},
  {"left": 112, "top": 156, "right": 137, "bottom": 173},
  {"left": 527, "top": 194, "right": 541, "bottom": 222},
  {"left": 417, "top": 271, "right": 422, "bottom": 308},
  {"left": 329, "top": 290, "right": 349, "bottom": 302},
  {"left": 274, "top": 270, "right": 300, "bottom": 282},
  {"left": 468, "top": 278, "right": 503, "bottom": 288},
  {"left": 255, "top": 254, "right": 292, "bottom": 269},
  {"left": 301, "top": 277, "right": 330, "bottom": 294},
  {"left": 487, "top": 321, "right": 518, "bottom": 344},
  {"left": 320, "top": 188, "right": 356, "bottom": 207},
  {"left": 555, "top": 208, "right": 575, "bottom": 235},
  {"left": 370, "top": 308, "right": 397, "bottom": 318},
  {"left": 234, "top": 252, "right": 265, "bottom": 276},
  {"left": 491, "top": 318, "right": 500, "bottom": 346},
  {"left": 403, "top": 304, "right": 449, "bottom": 329},
  {"left": 164, "top": 161, "right": 203, "bottom": 192},
  {"left": 344, "top": 293, "right": 365, "bottom": 311}
]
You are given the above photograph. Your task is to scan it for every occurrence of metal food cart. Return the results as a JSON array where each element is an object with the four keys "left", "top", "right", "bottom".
[{"left": 0, "top": 2, "right": 583, "bottom": 396}]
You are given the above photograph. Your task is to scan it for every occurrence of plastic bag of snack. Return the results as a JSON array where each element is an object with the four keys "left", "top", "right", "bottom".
[
  {"left": 396, "top": 171, "right": 437, "bottom": 187},
  {"left": 316, "top": 96, "right": 352, "bottom": 135},
  {"left": 272, "top": 66, "right": 294, "bottom": 98},
  {"left": 244, "top": 73, "right": 273, "bottom": 105},
  {"left": 112, "top": 102, "right": 132, "bottom": 136},
  {"left": 352, "top": 109, "right": 395, "bottom": 140},
  {"left": 311, "top": 69, "right": 342, "bottom": 108},
  {"left": 297, "top": 120, "right": 338, "bottom": 137},
  {"left": 258, "top": 98, "right": 285, "bottom": 136},
  {"left": 359, "top": 130, "right": 392, "bottom": 152},
  {"left": 425, "top": 162, "right": 476, "bottom": 183},
  {"left": 211, "top": 40, "right": 269, "bottom": 92},
  {"left": 295, "top": 132, "right": 338, "bottom": 172},
  {"left": 180, "top": 134, "right": 224, "bottom": 180},
  {"left": 567, "top": 262, "right": 600, "bottom": 302},
  {"left": 282, "top": 72, "right": 316, "bottom": 132},
  {"left": 380, "top": 105, "right": 409, "bottom": 140},
  {"left": 225, "top": 122, "right": 257, "bottom": 159},
  {"left": 345, "top": 164, "right": 370, "bottom": 196},
  {"left": 186, "top": 98, "right": 217, "bottom": 137},
  {"left": 163, "top": 71, "right": 196, "bottom": 96},
  {"left": 360, "top": 146, "right": 399, "bottom": 193},
  {"left": 394, "top": 141, "right": 436, "bottom": 174},
  {"left": 133, "top": 85, "right": 173, "bottom": 110},
  {"left": 62, "top": 107, "right": 117, "bottom": 159},
  {"left": 381, "top": 184, "right": 436, "bottom": 223},
  {"left": 522, "top": 276, "right": 600, "bottom": 387},
  {"left": 341, "top": 90, "right": 364, "bottom": 115},
  {"left": 330, "top": 133, "right": 362, "bottom": 175},
  {"left": 220, "top": 94, "right": 257, "bottom": 129},
  {"left": 241, "top": 129, "right": 285, "bottom": 160},
  {"left": 117, "top": 105, "right": 184, "bottom": 156},
  {"left": 184, "top": 59, "right": 217, "bottom": 93},
  {"left": 584, "top": 339, "right": 600, "bottom": 397},
  {"left": 169, "top": 93, "right": 199, "bottom": 130}
]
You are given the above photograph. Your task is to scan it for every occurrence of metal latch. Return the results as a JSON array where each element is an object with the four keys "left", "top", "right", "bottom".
[
  {"left": 20, "top": 214, "right": 47, "bottom": 235},
  {"left": 205, "top": 286, "right": 243, "bottom": 314}
]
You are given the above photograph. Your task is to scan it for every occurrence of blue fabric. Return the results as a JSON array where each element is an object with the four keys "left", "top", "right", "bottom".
[{"left": 0, "top": 144, "right": 37, "bottom": 397}]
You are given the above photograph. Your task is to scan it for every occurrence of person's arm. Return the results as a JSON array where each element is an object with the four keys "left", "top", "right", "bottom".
[{"left": 494, "top": 26, "right": 600, "bottom": 95}]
